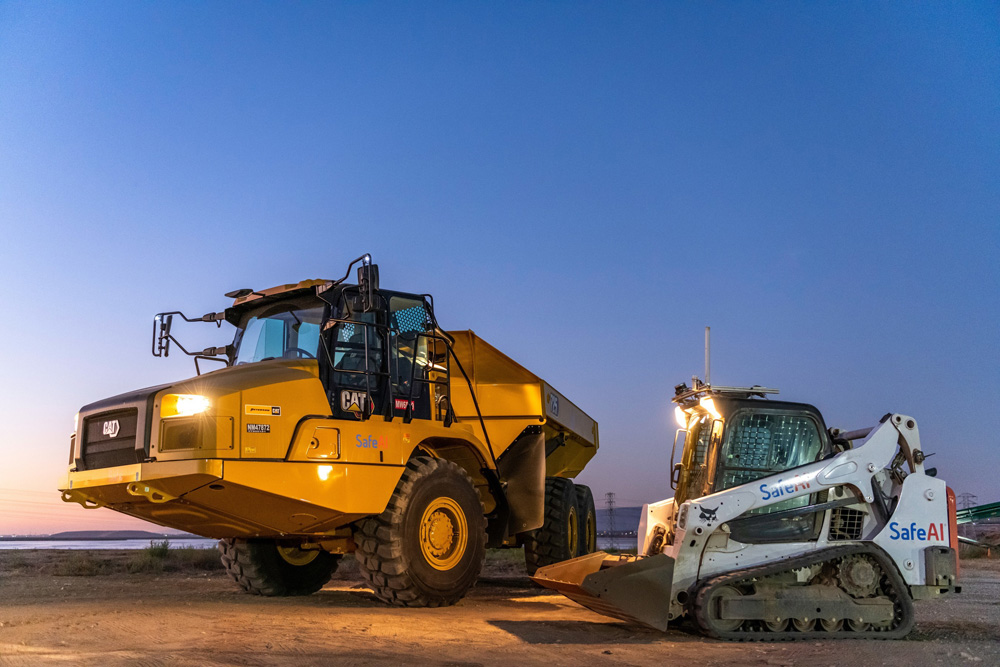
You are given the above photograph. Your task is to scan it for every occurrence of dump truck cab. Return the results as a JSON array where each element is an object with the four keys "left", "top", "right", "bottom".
[
  {"left": 225, "top": 277, "right": 454, "bottom": 429},
  {"left": 62, "top": 255, "right": 599, "bottom": 607}
]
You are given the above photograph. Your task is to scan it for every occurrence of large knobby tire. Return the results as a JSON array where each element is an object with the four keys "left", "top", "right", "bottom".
[
  {"left": 218, "top": 538, "right": 340, "bottom": 596},
  {"left": 523, "top": 477, "right": 580, "bottom": 575},
  {"left": 574, "top": 483, "right": 597, "bottom": 555},
  {"left": 354, "top": 456, "right": 487, "bottom": 607}
]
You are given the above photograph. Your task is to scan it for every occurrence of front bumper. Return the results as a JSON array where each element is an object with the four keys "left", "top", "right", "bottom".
[{"left": 60, "top": 459, "right": 403, "bottom": 539}]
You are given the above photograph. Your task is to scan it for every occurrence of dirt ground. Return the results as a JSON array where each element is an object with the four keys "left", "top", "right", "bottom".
[{"left": 0, "top": 550, "right": 997, "bottom": 666}]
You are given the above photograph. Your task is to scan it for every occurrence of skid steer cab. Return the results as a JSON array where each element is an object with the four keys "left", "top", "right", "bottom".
[
  {"left": 533, "top": 380, "right": 960, "bottom": 640},
  {"left": 61, "top": 254, "right": 600, "bottom": 608}
]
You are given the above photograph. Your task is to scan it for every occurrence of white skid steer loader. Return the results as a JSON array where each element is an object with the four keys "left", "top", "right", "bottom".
[{"left": 532, "top": 381, "right": 960, "bottom": 640}]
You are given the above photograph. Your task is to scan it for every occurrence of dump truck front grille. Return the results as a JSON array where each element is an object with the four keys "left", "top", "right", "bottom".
[
  {"left": 82, "top": 409, "right": 143, "bottom": 470},
  {"left": 829, "top": 507, "right": 865, "bottom": 541}
]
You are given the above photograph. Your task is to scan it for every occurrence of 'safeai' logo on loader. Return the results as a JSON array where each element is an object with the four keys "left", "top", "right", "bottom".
[
  {"left": 760, "top": 472, "right": 816, "bottom": 501},
  {"left": 356, "top": 434, "right": 385, "bottom": 449},
  {"left": 889, "top": 521, "right": 946, "bottom": 541},
  {"left": 102, "top": 420, "right": 120, "bottom": 438}
]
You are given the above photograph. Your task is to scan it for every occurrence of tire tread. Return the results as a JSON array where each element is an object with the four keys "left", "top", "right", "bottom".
[
  {"left": 354, "top": 456, "right": 487, "bottom": 607},
  {"left": 524, "top": 477, "right": 578, "bottom": 574}
]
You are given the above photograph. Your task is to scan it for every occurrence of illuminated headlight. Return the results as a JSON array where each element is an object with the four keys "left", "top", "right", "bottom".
[
  {"left": 161, "top": 394, "right": 211, "bottom": 417},
  {"left": 699, "top": 396, "right": 722, "bottom": 420},
  {"left": 674, "top": 406, "right": 687, "bottom": 428}
]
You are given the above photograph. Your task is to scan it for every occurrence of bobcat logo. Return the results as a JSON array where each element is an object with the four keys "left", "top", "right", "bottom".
[{"left": 699, "top": 505, "right": 718, "bottom": 522}]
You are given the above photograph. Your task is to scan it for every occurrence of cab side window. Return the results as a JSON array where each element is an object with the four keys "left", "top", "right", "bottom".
[{"left": 331, "top": 307, "right": 383, "bottom": 389}]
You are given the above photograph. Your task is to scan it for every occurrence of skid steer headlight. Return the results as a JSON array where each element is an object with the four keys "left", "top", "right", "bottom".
[
  {"left": 699, "top": 397, "right": 721, "bottom": 420},
  {"left": 161, "top": 394, "right": 211, "bottom": 418}
]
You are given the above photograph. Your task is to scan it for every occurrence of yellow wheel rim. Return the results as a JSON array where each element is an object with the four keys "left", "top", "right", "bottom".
[
  {"left": 567, "top": 505, "right": 579, "bottom": 557},
  {"left": 418, "top": 496, "right": 468, "bottom": 571},
  {"left": 276, "top": 544, "right": 320, "bottom": 566}
]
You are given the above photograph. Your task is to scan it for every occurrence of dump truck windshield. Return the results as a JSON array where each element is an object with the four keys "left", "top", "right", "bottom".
[{"left": 234, "top": 302, "right": 325, "bottom": 365}]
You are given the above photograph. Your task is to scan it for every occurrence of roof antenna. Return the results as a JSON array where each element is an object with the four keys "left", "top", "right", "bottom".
[{"left": 705, "top": 326, "right": 711, "bottom": 386}]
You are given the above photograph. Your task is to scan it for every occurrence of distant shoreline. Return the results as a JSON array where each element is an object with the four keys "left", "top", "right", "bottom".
[
  {"left": 0, "top": 536, "right": 183, "bottom": 542},
  {"left": 0, "top": 531, "right": 197, "bottom": 542}
]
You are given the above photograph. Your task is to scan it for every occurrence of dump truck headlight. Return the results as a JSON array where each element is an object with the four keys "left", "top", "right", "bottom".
[
  {"left": 161, "top": 394, "right": 211, "bottom": 417},
  {"left": 674, "top": 406, "right": 687, "bottom": 428}
]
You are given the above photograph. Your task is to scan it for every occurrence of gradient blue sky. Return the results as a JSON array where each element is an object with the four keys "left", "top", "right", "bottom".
[{"left": 1, "top": 2, "right": 997, "bottom": 534}]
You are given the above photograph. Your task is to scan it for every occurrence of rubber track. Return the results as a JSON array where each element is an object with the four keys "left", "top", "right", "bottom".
[
  {"left": 217, "top": 539, "right": 334, "bottom": 596},
  {"left": 692, "top": 544, "right": 915, "bottom": 641},
  {"left": 354, "top": 457, "right": 487, "bottom": 607},
  {"left": 524, "top": 478, "right": 576, "bottom": 575}
]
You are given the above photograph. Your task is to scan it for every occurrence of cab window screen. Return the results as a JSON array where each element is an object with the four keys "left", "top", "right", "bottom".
[
  {"left": 391, "top": 304, "right": 432, "bottom": 334},
  {"left": 719, "top": 412, "right": 825, "bottom": 539},
  {"left": 717, "top": 413, "right": 822, "bottom": 492}
]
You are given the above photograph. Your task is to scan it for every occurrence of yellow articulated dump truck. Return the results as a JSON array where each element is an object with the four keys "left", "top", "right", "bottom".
[{"left": 60, "top": 254, "right": 599, "bottom": 606}]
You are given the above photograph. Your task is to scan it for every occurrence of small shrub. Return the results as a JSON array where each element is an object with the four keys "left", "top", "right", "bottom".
[
  {"left": 54, "top": 552, "right": 112, "bottom": 576},
  {"left": 168, "top": 546, "right": 222, "bottom": 571},
  {"left": 126, "top": 551, "right": 165, "bottom": 574},
  {"left": 147, "top": 539, "right": 171, "bottom": 559},
  {"left": 2, "top": 551, "right": 30, "bottom": 570}
]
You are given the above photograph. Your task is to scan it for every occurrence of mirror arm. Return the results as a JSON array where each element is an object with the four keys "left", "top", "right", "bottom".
[{"left": 152, "top": 311, "right": 232, "bottom": 360}]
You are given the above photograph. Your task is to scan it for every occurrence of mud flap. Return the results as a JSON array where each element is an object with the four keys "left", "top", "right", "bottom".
[
  {"left": 531, "top": 551, "right": 675, "bottom": 631},
  {"left": 497, "top": 429, "right": 545, "bottom": 536}
]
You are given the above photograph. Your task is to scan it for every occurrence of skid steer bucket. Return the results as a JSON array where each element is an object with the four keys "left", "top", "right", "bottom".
[{"left": 531, "top": 552, "right": 675, "bottom": 631}]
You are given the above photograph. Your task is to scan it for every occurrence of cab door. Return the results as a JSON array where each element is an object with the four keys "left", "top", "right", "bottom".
[
  {"left": 712, "top": 410, "right": 827, "bottom": 543},
  {"left": 387, "top": 294, "right": 435, "bottom": 421},
  {"left": 326, "top": 290, "right": 387, "bottom": 420}
]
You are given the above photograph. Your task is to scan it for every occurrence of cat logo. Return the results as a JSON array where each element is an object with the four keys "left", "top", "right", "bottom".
[
  {"left": 245, "top": 404, "right": 281, "bottom": 417},
  {"left": 102, "top": 420, "right": 120, "bottom": 438},
  {"left": 340, "top": 390, "right": 369, "bottom": 416}
]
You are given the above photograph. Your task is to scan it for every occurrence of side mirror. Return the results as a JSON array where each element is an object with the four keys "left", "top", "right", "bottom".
[
  {"left": 358, "top": 263, "right": 380, "bottom": 312},
  {"left": 152, "top": 314, "right": 174, "bottom": 357},
  {"left": 670, "top": 428, "right": 687, "bottom": 490},
  {"left": 671, "top": 463, "right": 683, "bottom": 490}
]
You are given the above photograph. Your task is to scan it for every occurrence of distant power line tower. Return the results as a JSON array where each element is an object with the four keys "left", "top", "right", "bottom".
[
  {"left": 957, "top": 493, "right": 978, "bottom": 539},
  {"left": 605, "top": 492, "right": 617, "bottom": 550},
  {"left": 957, "top": 493, "right": 978, "bottom": 510}
]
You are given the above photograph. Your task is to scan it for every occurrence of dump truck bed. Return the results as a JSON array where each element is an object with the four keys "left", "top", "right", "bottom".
[{"left": 446, "top": 330, "right": 598, "bottom": 477}]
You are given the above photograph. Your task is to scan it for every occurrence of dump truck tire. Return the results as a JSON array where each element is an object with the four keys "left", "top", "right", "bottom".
[
  {"left": 524, "top": 477, "right": 580, "bottom": 575},
  {"left": 218, "top": 538, "right": 339, "bottom": 596},
  {"left": 354, "top": 456, "right": 487, "bottom": 607},
  {"left": 574, "top": 484, "right": 597, "bottom": 554}
]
